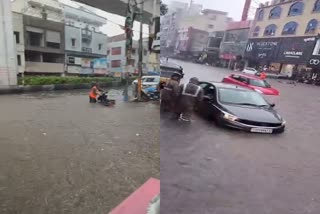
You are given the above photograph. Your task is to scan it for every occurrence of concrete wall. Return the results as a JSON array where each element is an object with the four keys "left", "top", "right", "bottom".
[
  {"left": 25, "top": 62, "right": 64, "bottom": 73},
  {"left": 65, "top": 25, "right": 82, "bottom": 52},
  {"left": 251, "top": 0, "right": 320, "bottom": 38},
  {"left": 12, "top": 12, "right": 25, "bottom": 74},
  {"left": 92, "top": 32, "right": 108, "bottom": 55},
  {"left": 0, "top": 0, "right": 17, "bottom": 86}
]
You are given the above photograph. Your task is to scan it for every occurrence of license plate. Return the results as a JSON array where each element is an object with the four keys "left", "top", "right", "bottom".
[{"left": 251, "top": 128, "right": 273, "bottom": 133}]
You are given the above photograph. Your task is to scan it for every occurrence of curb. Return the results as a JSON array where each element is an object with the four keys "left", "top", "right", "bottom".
[{"left": 0, "top": 81, "right": 123, "bottom": 95}]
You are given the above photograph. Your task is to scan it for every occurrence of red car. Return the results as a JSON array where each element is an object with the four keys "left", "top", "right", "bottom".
[{"left": 222, "top": 73, "right": 280, "bottom": 96}]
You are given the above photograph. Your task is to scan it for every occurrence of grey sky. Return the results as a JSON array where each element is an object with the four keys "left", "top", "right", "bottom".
[{"left": 162, "top": 0, "right": 261, "bottom": 20}]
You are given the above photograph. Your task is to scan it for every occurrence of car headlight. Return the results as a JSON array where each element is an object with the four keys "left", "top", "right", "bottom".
[
  {"left": 282, "top": 120, "right": 286, "bottom": 125},
  {"left": 254, "top": 88, "right": 263, "bottom": 94},
  {"left": 223, "top": 112, "right": 238, "bottom": 121}
]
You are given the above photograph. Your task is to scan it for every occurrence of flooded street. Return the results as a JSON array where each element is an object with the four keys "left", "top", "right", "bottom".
[
  {"left": 0, "top": 87, "right": 159, "bottom": 213},
  {"left": 161, "top": 60, "right": 320, "bottom": 214}
]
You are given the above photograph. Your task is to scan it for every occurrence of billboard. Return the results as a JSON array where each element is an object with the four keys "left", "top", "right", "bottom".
[{"left": 244, "top": 38, "right": 280, "bottom": 63}]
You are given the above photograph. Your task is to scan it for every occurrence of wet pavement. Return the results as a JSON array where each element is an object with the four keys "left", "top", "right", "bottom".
[
  {"left": 0, "top": 88, "right": 159, "bottom": 214},
  {"left": 161, "top": 60, "right": 320, "bottom": 214}
]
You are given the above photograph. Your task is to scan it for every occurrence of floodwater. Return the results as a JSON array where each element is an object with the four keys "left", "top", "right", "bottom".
[{"left": 0, "top": 87, "right": 159, "bottom": 213}]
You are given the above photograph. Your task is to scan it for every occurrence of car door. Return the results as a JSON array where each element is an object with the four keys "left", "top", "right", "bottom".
[{"left": 196, "top": 82, "right": 210, "bottom": 115}]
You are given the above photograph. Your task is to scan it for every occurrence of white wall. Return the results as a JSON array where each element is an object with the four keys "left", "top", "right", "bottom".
[{"left": 0, "top": 0, "right": 18, "bottom": 86}]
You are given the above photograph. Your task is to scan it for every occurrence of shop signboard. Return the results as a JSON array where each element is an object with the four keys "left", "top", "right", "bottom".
[
  {"left": 93, "top": 58, "right": 108, "bottom": 74},
  {"left": 67, "top": 65, "right": 80, "bottom": 74},
  {"left": 81, "top": 58, "right": 92, "bottom": 68},
  {"left": 244, "top": 38, "right": 280, "bottom": 62},
  {"left": 307, "top": 39, "right": 320, "bottom": 69},
  {"left": 277, "top": 36, "right": 316, "bottom": 64},
  {"left": 80, "top": 67, "right": 93, "bottom": 74}
]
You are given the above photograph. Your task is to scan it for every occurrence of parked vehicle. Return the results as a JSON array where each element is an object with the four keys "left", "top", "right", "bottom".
[
  {"left": 132, "top": 76, "right": 160, "bottom": 88},
  {"left": 195, "top": 82, "right": 286, "bottom": 134},
  {"left": 159, "top": 62, "right": 184, "bottom": 89},
  {"left": 222, "top": 73, "right": 280, "bottom": 96},
  {"left": 242, "top": 67, "right": 258, "bottom": 75}
]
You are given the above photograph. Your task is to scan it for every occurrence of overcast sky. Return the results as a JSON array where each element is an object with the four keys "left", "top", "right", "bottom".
[{"left": 162, "top": 0, "right": 262, "bottom": 20}]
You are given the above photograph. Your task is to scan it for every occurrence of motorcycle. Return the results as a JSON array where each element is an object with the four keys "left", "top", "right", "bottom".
[{"left": 97, "top": 91, "right": 116, "bottom": 106}]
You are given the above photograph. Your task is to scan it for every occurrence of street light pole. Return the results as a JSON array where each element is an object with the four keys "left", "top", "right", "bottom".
[{"left": 137, "top": 0, "right": 144, "bottom": 101}]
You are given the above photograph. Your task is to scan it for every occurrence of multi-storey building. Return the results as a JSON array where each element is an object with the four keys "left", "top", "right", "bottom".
[
  {"left": 244, "top": 0, "right": 320, "bottom": 76},
  {"left": 179, "top": 9, "right": 230, "bottom": 33},
  {"left": 63, "top": 4, "right": 108, "bottom": 76},
  {"left": 12, "top": 0, "right": 65, "bottom": 75},
  {"left": 107, "top": 34, "right": 149, "bottom": 74},
  {"left": 220, "top": 20, "right": 252, "bottom": 69}
]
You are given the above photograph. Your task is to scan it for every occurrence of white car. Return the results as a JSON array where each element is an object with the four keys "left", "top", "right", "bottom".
[
  {"left": 132, "top": 76, "right": 160, "bottom": 88},
  {"left": 242, "top": 67, "right": 258, "bottom": 75}
]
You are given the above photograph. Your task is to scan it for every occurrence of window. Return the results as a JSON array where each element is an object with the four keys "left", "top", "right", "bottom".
[
  {"left": 269, "top": 6, "right": 282, "bottom": 19},
  {"left": 27, "top": 31, "right": 43, "bottom": 47},
  {"left": 132, "top": 49, "right": 136, "bottom": 55},
  {"left": 111, "top": 47, "right": 121, "bottom": 55},
  {"left": 305, "top": 19, "right": 318, "bottom": 34},
  {"left": 210, "top": 15, "right": 216, "bottom": 20},
  {"left": 314, "top": 0, "right": 320, "bottom": 12},
  {"left": 288, "top": 2, "right": 304, "bottom": 16},
  {"left": 46, "top": 42, "right": 60, "bottom": 49},
  {"left": 282, "top": 21, "right": 298, "bottom": 35},
  {"left": 14, "top": 31, "right": 20, "bottom": 44},
  {"left": 98, "top": 43, "right": 102, "bottom": 50},
  {"left": 71, "top": 38, "right": 76, "bottom": 47},
  {"left": 249, "top": 79, "right": 271, "bottom": 88},
  {"left": 17, "top": 55, "right": 21, "bottom": 66},
  {"left": 231, "top": 75, "right": 248, "bottom": 84},
  {"left": 111, "top": 60, "right": 121, "bottom": 68},
  {"left": 264, "top": 24, "right": 277, "bottom": 36},
  {"left": 208, "top": 24, "right": 214, "bottom": 29},
  {"left": 257, "top": 9, "right": 264, "bottom": 21},
  {"left": 253, "top": 26, "right": 260, "bottom": 37}
]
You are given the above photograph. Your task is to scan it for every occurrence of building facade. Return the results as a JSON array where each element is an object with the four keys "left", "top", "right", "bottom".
[
  {"left": 12, "top": 12, "right": 26, "bottom": 75},
  {"left": 12, "top": 0, "right": 65, "bottom": 75},
  {"left": 245, "top": 0, "right": 320, "bottom": 75},
  {"left": 107, "top": 34, "right": 149, "bottom": 74},
  {"left": 178, "top": 9, "right": 230, "bottom": 33},
  {"left": 220, "top": 20, "right": 252, "bottom": 69},
  {"left": 63, "top": 4, "right": 108, "bottom": 76}
]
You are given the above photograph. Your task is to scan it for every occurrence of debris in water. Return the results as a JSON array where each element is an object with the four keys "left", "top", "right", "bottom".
[
  {"left": 136, "top": 133, "right": 140, "bottom": 137},
  {"left": 43, "top": 133, "right": 47, "bottom": 136}
]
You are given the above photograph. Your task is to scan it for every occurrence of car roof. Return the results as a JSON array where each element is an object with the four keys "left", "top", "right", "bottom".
[
  {"left": 245, "top": 67, "right": 256, "bottom": 70},
  {"left": 160, "top": 62, "right": 182, "bottom": 70},
  {"left": 231, "top": 73, "right": 261, "bottom": 80},
  {"left": 204, "top": 81, "right": 251, "bottom": 91},
  {"left": 142, "top": 76, "right": 160, "bottom": 78}
]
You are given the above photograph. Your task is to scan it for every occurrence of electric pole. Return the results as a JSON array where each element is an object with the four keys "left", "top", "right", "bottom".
[{"left": 137, "top": 0, "right": 144, "bottom": 101}]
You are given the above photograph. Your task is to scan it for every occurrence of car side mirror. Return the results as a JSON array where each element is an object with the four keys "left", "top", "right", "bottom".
[{"left": 270, "top": 103, "right": 275, "bottom": 107}]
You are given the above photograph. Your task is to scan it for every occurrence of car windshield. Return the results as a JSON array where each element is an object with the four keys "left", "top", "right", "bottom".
[
  {"left": 249, "top": 79, "right": 271, "bottom": 88},
  {"left": 218, "top": 88, "right": 269, "bottom": 106}
]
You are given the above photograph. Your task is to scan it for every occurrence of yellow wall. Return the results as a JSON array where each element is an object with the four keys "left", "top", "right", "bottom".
[{"left": 251, "top": 0, "right": 320, "bottom": 38}]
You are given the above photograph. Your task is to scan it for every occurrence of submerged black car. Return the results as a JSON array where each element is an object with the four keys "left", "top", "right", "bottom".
[{"left": 196, "top": 82, "right": 286, "bottom": 134}]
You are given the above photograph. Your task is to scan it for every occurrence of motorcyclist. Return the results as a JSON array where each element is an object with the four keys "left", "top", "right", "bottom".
[
  {"left": 89, "top": 83, "right": 102, "bottom": 103},
  {"left": 177, "top": 77, "right": 203, "bottom": 122},
  {"left": 160, "top": 72, "right": 181, "bottom": 113}
]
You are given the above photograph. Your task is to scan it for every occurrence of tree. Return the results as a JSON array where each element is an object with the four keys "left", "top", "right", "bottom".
[{"left": 160, "top": 0, "right": 168, "bottom": 16}]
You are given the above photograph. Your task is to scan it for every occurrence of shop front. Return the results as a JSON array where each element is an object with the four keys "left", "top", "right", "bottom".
[{"left": 244, "top": 37, "right": 316, "bottom": 76}]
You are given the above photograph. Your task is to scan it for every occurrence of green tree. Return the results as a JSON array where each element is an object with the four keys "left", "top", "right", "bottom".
[{"left": 160, "top": 0, "right": 168, "bottom": 16}]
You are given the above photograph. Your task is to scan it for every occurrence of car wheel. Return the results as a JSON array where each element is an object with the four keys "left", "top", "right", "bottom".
[{"left": 214, "top": 115, "right": 224, "bottom": 127}]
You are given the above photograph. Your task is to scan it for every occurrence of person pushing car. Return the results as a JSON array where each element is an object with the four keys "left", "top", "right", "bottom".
[
  {"left": 177, "top": 77, "right": 203, "bottom": 122},
  {"left": 160, "top": 72, "right": 181, "bottom": 114}
]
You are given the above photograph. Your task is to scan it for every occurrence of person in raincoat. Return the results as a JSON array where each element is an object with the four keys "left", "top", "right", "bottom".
[
  {"left": 177, "top": 77, "right": 203, "bottom": 122},
  {"left": 160, "top": 72, "right": 181, "bottom": 113}
]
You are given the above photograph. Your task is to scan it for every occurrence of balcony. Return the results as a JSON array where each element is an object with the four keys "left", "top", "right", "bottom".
[
  {"left": 82, "top": 47, "right": 92, "bottom": 53},
  {"left": 82, "top": 29, "right": 92, "bottom": 42}
]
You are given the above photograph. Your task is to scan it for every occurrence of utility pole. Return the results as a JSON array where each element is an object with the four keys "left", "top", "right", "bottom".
[{"left": 137, "top": 0, "right": 144, "bottom": 101}]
